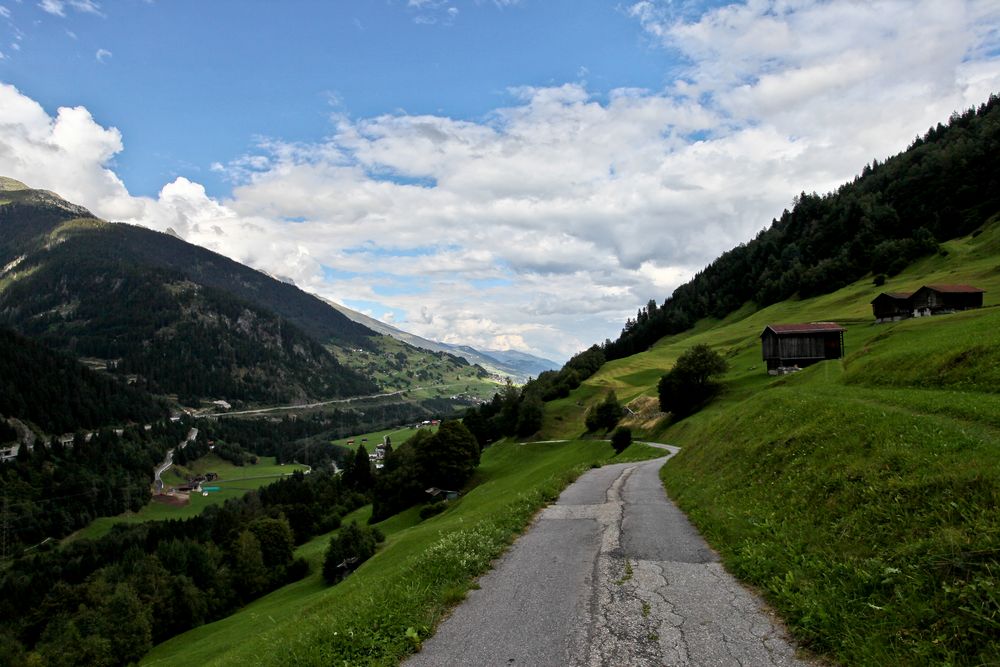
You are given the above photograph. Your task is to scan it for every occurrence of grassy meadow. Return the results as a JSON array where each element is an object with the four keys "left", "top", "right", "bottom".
[
  {"left": 539, "top": 221, "right": 1000, "bottom": 664},
  {"left": 142, "top": 439, "right": 663, "bottom": 665},
  {"left": 67, "top": 454, "right": 309, "bottom": 542}
]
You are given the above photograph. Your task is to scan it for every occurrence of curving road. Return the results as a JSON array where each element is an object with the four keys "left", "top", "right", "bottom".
[
  {"left": 406, "top": 444, "right": 811, "bottom": 666},
  {"left": 153, "top": 427, "right": 198, "bottom": 493}
]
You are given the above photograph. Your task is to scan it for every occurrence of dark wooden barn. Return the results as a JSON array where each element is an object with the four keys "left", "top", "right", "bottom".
[
  {"left": 760, "top": 323, "right": 845, "bottom": 372},
  {"left": 871, "top": 292, "right": 914, "bottom": 323},
  {"left": 909, "top": 284, "right": 985, "bottom": 315}
]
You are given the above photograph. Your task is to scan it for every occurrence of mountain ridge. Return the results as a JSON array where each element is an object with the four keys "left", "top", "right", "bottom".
[
  {"left": 324, "top": 298, "right": 559, "bottom": 381},
  {"left": 0, "top": 184, "right": 378, "bottom": 404}
]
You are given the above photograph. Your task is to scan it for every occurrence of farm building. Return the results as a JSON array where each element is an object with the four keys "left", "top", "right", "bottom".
[
  {"left": 909, "top": 284, "right": 985, "bottom": 315},
  {"left": 870, "top": 284, "right": 985, "bottom": 321},
  {"left": 760, "top": 323, "right": 846, "bottom": 372},
  {"left": 871, "top": 292, "right": 914, "bottom": 323}
]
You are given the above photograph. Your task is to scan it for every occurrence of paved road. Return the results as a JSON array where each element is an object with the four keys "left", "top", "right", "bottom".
[
  {"left": 153, "top": 427, "right": 198, "bottom": 492},
  {"left": 406, "top": 445, "right": 810, "bottom": 666}
]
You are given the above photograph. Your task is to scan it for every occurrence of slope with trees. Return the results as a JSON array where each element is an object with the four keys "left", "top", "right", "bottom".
[{"left": 605, "top": 95, "right": 1000, "bottom": 360}]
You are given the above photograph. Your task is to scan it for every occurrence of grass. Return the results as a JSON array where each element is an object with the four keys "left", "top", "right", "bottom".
[
  {"left": 68, "top": 455, "right": 308, "bottom": 542},
  {"left": 333, "top": 424, "right": 438, "bottom": 453},
  {"left": 546, "top": 221, "right": 1000, "bottom": 664},
  {"left": 142, "top": 439, "right": 663, "bottom": 665}
]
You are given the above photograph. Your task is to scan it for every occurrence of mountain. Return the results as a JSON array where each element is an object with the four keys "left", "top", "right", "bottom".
[
  {"left": 472, "top": 348, "right": 559, "bottom": 379},
  {"left": 326, "top": 299, "right": 559, "bottom": 381},
  {"left": 0, "top": 180, "right": 377, "bottom": 405}
]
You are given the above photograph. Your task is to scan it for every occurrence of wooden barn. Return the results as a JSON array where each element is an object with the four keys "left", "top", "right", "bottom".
[
  {"left": 871, "top": 292, "right": 914, "bottom": 323},
  {"left": 760, "top": 323, "right": 845, "bottom": 372},
  {"left": 909, "top": 284, "right": 985, "bottom": 315}
]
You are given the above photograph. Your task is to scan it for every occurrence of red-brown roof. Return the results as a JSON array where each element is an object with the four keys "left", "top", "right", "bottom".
[
  {"left": 761, "top": 322, "right": 845, "bottom": 336},
  {"left": 921, "top": 284, "right": 985, "bottom": 293}
]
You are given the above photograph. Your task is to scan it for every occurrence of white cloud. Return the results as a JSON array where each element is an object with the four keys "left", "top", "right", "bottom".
[
  {"left": 37, "top": 0, "right": 100, "bottom": 17},
  {"left": 37, "top": 0, "right": 63, "bottom": 16},
  {"left": 1, "top": 1, "right": 999, "bottom": 362},
  {"left": 94, "top": 47, "right": 110, "bottom": 62}
]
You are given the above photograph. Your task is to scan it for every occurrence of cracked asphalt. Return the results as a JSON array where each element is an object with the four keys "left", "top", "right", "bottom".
[{"left": 405, "top": 445, "right": 812, "bottom": 666}]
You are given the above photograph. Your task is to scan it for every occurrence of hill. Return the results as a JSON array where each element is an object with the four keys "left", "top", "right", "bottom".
[
  {"left": 605, "top": 94, "right": 1000, "bottom": 360},
  {"left": 536, "top": 215, "right": 1000, "bottom": 663},
  {"left": 0, "top": 182, "right": 377, "bottom": 404}
]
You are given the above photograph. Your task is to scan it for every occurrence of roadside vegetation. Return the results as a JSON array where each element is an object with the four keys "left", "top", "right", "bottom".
[{"left": 141, "top": 439, "right": 663, "bottom": 666}]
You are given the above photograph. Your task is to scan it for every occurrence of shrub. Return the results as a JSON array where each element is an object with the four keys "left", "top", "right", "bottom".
[
  {"left": 419, "top": 502, "right": 447, "bottom": 520},
  {"left": 322, "top": 522, "right": 384, "bottom": 584},
  {"left": 658, "top": 344, "right": 727, "bottom": 419},
  {"left": 585, "top": 391, "right": 622, "bottom": 432},
  {"left": 610, "top": 427, "right": 632, "bottom": 454}
]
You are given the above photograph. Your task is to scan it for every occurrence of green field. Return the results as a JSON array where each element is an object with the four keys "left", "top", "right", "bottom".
[
  {"left": 68, "top": 454, "right": 309, "bottom": 542},
  {"left": 333, "top": 423, "right": 438, "bottom": 452},
  {"left": 142, "top": 439, "right": 663, "bottom": 665},
  {"left": 543, "top": 221, "right": 1000, "bottom": 664}
]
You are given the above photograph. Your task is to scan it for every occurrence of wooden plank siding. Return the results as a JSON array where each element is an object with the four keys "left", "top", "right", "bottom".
[{"left": 760, "top": 324, "right": 845, "bottom": 372}]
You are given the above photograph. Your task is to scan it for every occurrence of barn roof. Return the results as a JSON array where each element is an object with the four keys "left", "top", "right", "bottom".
[
  {"left": 761, "top": 322, "right": 845, "bottom": 336},
  {"left": 870, "top": 291, "right": 913, "bottom": 303},
  {"left": 921, "top": 284, "right": 985, "bottom": 294}
]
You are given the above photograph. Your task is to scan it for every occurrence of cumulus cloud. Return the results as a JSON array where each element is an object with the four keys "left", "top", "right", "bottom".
[
  {"left": 1, "top": 1, "right": 999, "bottom": 361},
  {"left": 94, "top": 47, "right": 110, "bottom": 62}
]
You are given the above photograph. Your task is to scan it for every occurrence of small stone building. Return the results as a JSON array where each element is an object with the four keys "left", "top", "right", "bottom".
[{"left": 760, "top": 323, "right": 846, "bottom": 372}]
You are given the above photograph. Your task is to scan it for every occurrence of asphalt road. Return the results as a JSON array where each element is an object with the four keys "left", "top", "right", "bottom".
[{"left": 405, "top": 445, "right": 810, "bottom": 666}]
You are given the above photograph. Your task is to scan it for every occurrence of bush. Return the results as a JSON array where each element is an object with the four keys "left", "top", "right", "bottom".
[
  {"left": 585, "top": 391, "right": 622, "bottom": 432},
  {"left": 420, "top": 501, "right": 447, "bottom": 520},
  {"left": 658, "top": 344, "right": 727, "bottom": 419},
  {"left": 610, "top": 427, "right": 632, "bottom": 454},
  {"left": 322, "top": 521, "right": 384, "bottom": 584}
]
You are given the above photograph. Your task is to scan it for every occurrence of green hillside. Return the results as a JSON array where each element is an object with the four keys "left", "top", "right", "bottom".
[{"left": 544, "top": 219, "right": 1000, "bottom": 664}]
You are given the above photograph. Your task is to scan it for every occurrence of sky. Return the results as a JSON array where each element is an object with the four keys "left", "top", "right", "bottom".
[{"left": 1, "top": 1, "right": 999, "bottom": 363}]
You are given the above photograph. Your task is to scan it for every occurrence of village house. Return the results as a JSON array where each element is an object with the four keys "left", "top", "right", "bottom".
[{"left": 760, "top": 323, "right": 846, "bottom": 373}]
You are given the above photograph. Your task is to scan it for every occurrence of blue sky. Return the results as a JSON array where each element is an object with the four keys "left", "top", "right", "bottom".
[
  {"left": 1, "top": 1, "right": 999, "bottom": 362},
  {"left": 4, "top": 0, "right": 672, "bottom": 197}
]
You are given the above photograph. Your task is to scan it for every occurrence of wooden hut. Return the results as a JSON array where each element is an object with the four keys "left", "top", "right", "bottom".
[
  {"left": 871, "top": 292, "right": 913, "bottom": 323},
  {"left": 760, "top": 323, "right": 845, "bottom": 372},
  {"left": 909, "top": 284, "right": 984, "bottom": 316}
]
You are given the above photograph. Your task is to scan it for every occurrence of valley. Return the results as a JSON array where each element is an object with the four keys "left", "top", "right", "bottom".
[{"left": 0, "top": 42, "right": 998, "bottom": 666}]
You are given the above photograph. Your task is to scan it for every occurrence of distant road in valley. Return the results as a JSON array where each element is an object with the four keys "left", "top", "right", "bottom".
[
  {"left": 197, "top": 388, "right": 417, "bottom": 418},
  {"left": 406, "top": 442, "right": 812, "bottom": 666}
]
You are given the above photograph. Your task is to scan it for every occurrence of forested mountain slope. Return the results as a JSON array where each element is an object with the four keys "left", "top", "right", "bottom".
[
  {"left": 605, "top": 95, "right": 1000, "bottom": 360},
  {"left": 0, "top": 181, "right": 377, "bottom": 404},
  {"left": 0, "top": 327, "right": 166, "bottom": 435}
]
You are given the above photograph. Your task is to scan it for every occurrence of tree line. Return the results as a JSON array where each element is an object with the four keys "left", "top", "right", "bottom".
[{"left": 0, "top": 465, "right": 368, "bottom": 667}]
